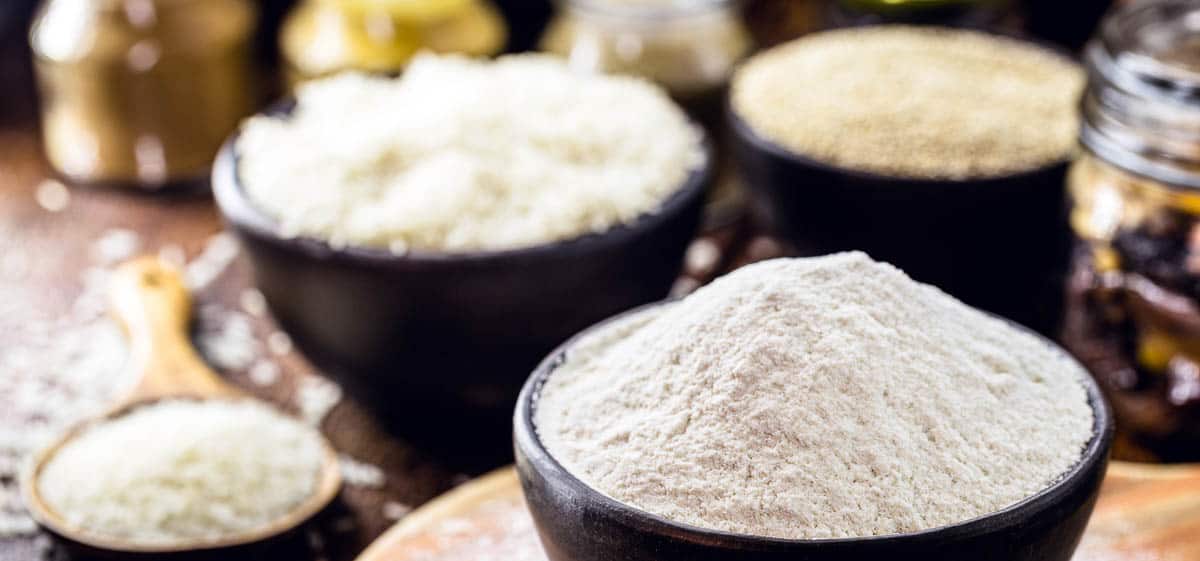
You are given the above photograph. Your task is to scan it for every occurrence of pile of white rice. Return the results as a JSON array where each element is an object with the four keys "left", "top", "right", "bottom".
[
  {"left": 37, "top": 399, "right": 325, "bottom": 545},
  {"left": 237, "top": 54, "right": 705, "bottom": 253}
]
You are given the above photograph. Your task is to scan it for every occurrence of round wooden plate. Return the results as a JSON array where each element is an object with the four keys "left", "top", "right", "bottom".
[
  {"left": 354, "top": 468, "right": 544, "bottom": 561},
  {"left": 357, "top": 462, "right": 1200, "bottom": 561}
]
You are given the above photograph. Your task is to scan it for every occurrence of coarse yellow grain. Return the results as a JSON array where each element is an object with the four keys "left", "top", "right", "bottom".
[{"left": 731, "top": 26, "right": 1085, "bottom": 180}]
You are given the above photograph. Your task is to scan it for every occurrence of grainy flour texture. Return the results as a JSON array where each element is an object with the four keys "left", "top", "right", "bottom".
[
  {"left": 536, "top": 253, "right": 1095, "bottom": 539},
  {"left": 730, "top": 26, "right": 1085, "bottom": 179}
]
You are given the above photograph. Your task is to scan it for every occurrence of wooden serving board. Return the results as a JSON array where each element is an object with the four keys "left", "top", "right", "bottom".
[
  {"left": 1075, "top": 462, "right": 1200, "bottom": 560},
  {"left": 354, "top": 468, "right": 543, "bottom": 561},
  {"left": 356, "top": 463, "right": 1200, "bottom": 561}
]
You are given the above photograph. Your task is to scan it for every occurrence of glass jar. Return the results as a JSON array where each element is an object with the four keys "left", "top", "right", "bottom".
[
  {"left": 280, "top": 0, "right": 507, "bottom": 87},
  {"left": 30, "top": 0, "right": 257, "bottom": 190},
  {"left": 541, "top": 0, "right": 752, "bottom": 224},
  {"left": 1064, "top": 0, "right": 1200, "bottom": 462},
  {"left": 540, "top": 0, "right": 751, "bottom": 118}
]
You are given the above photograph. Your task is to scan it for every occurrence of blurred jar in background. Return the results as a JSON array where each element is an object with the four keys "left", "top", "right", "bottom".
[
  {"left": 30, "top": 0, "right": 257, "bottom": 190},
  {"left": 1063, "top": 0, "right": 1200, "bottom": 461},
  {"left": 280, "top": 0, "right": 506, "bottom": 86},
  {"left": 540, "top": 0, "right": 751, "bottom": 120},
  {"left": 832, "top": 0, "right": 1012, "bottom": 27}
]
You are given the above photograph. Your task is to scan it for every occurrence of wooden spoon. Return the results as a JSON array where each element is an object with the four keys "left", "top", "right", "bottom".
[{"left": 21, "top": 257, "right": 342, "bottom": 554}]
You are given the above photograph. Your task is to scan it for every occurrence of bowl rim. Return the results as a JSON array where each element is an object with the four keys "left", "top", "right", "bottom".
[
  {"left": 726, "top": 107, "right": 1073, "bottom": 189},
  {"left": 514, "top": 300, "right": 1115, "bottom": 549},
  {"left": 212, "top": 102, "right": 713, "bottom": 267},
  {"left": 725, "top": 26, "right": 1080, "bottom": 189}
]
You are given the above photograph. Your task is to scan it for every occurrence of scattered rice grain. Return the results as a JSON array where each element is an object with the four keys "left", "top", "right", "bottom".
[
  {"left": 196, "top": 308, "right": 258, "bottom": 372},
  {"left": 338, "top": 454, "right": 386, "bottom": 488},
  {"left": 184, "top": 232, "right": 239, "bottom": 290},
  {"left": 34, "top": 180, "right": 70, "bottom": 212},
  {"left": 267, "top": 331, "right": 293, "bottom": 356},
  {"left": 295, "top": 376, "right": 343, "bottom": 427},
  {"left": 239, "top": 288, "right": 268, "bottom": 317},
  {"left": 90, "top": 229, "right": 141, "bottom": 266},
  {"left": 248, "top": 360, "right": 281, "bottom": 387},
  {"left": 382, "top": 501, "right": 412, "bottom": 521},
  {"left": 157, "top": 243, "right": 187, "bottom": 268}
]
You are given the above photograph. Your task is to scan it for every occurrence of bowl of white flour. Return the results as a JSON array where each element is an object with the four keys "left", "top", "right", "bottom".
[
  {"left": 514, "top": 252, "right": 1113, "bottom": 561},
  {"left": 213, "top": 54, "right": 711, "bottom": 467}
]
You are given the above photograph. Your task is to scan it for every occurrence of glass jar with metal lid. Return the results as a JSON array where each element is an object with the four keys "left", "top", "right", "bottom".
[
  {"left": 1064, "top": 0, "right": 1200, "bottom": 461},
  {"left": 540, "top": 0, "right": 751, "bottom": 117},
  {"left": 30, "top": 0, "right": 257, "bottom": 190},
  {"left": 280, "top": 0, "right": 507, "bottom": 87}
]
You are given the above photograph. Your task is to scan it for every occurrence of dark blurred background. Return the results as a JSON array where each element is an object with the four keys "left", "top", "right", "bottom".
[{"left": 0, "top": 0, "right": 1117, "bottom": 115}]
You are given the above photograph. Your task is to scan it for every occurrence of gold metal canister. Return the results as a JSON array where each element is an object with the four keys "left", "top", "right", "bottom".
[
  {"left": 30, "top": 0, "right": 257, "bottom": 190},
  {"left": 280, "top": 0, "right": 506, "bottom": 87}
]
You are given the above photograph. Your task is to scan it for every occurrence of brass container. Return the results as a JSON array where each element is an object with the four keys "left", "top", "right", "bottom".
[
  {"left": 30, "top": 0, "right": 257, "bottom": 190},
  {"left": 280, "top": 0, "right": 507, "bottom": 87}
]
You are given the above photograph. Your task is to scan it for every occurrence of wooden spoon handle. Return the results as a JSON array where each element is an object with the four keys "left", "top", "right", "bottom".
[{"left": 109, "top": 256, "right": 238, "bottom": 400}]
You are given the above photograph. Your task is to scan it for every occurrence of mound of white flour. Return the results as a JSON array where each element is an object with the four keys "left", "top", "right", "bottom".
[{"left": 535, "top": 252, "right": 1094, "bottom": 539}]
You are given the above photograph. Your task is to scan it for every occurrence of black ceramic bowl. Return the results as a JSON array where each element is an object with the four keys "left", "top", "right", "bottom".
[
  {"left": 514, "top": 303, "right": 1115, "bottom": 561},
  {"left": 729, "top": 108, "right": 1073, "bottom": 336},
  {"left": 212, "top": 124, "right": 710, "bottom": 468}
]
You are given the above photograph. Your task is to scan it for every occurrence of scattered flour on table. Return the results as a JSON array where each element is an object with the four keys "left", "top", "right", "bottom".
[{"left": 536, "top": 252, "right": 1095, "bottom": 539}]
